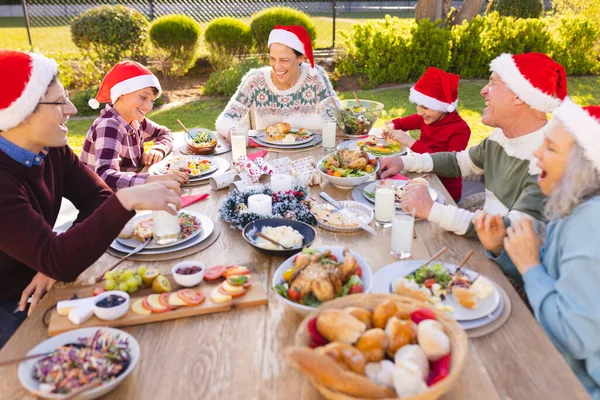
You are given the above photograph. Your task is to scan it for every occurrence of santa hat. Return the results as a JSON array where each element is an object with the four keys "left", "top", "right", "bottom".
[
  {"left": 0, "top": 50, "right": 58, "bottom": 132},
  {"left": 409, "top": 67, "right": 460, "bottom": 113},
  {"left": 490, "top": 53, "right": 567, "bottom": 113},
  {"left": 88, "top": 60, "right": 161, "bottom": 109},
  {"left": 267, "top": 25, "right": 314, "bottom": 68},
  {"left": 552, "top": 98, "right": 600, "bottom": 175}
]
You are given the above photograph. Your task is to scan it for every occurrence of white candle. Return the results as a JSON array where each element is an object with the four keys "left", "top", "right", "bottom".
[
  {"left": 375, "top": 186, "right": 395, "bottom": 226},
  {"left": 152, "top": 205, "right": 180, "bottom": 245},
  {"left": 322, "top": 121, "right": 337, "bottom": 149},
  {"left": 231, "top": 134, "right": 247, "bottom": 164},
  {"left": 247, "top": 194, "right": 272, "bottom": 216},
  {"left": 270, "top": 174, "right": 293, "bottom": 193}
]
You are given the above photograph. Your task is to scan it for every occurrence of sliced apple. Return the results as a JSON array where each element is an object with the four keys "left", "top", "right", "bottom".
[
  {"left": 224, "top": 266, "right": 250, "bottom": 277},
  {"left": 146, "top": 294, "right": 169, "bottom": 312},
  {"left": 169, "top": 292, "right": 189, "bottom": 307},
  {"left": 210, "top": 286, "right": 232, "bottom": 304},
  {"left": 222, "top": 280, "right": 246, "bottom": 294},
  {"left": 131, "top": 299, "right": 152, "bottom": 316}
]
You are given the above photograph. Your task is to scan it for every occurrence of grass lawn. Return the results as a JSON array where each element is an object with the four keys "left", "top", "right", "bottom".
[{"left": 64, "top": 76, "right": 600, "bottom": 155}]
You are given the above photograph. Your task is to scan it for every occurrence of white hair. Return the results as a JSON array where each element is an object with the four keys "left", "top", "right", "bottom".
[{"left": 545, "top": 141, "right": 600, "bottom": 219}]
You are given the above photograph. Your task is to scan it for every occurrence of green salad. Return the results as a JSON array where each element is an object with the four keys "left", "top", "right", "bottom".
[{"left": 406, "top": 263, "right": 452, "bottom": 288}]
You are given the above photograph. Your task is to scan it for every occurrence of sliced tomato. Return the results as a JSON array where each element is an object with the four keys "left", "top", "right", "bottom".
[
  {"left": 176, "top": 289, "right": 206, "bottom": 306},
  {"left": 158, "top": 293, "right": 178, "bottom": 310},
  {"left": 368, "top": 158, "right": 377, "bottom": 166},
  {"left": 205, "top": 266, "right": 227, "bottom": 280},
  {"left": 218, "top": 284, "right": 247, "bottom": 298},
  {"left": 354, "top": 266, "right": 363, "bottom": 278},
  {"left": 424, "top": 278, "right": 436, "bottom": 288},
  {"left": 226, "top": 275, "right": 250, "bottom": 286},
  {"left": 142, "top": 297, "right": 169, "bottom": 313},
  {"left": 349, "top": 284, "right": 364, "bottom": 294},
  {"left": 288, "top": 287, "right": 302, "bottom": 302}
]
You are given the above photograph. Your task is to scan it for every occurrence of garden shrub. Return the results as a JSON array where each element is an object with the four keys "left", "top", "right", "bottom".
[
  {"left": 149, "top": 14, "right": 202, "bottom": 78},
  {"left": 408, "top": 19, "right": 451, "bottom": 81},
  {"left": 204, "top": 17, "right": 252, "bottom": 71},
  {"left": 496, "top": 0, "right": 544, "bottom": 19},
  {"left": 249, "top": 7, "right": 316, "bottom": 52},
  {"left": 71, "top": 5, "right": 149, "bottom": 70},
  {"left": 548, "top": 16, "right": 600, "bottom": 75},
  {"left": 450, "top": 15, "right": 491, "bottom": 78},
  {"left": 203, "top": 57, "right": 263, "bottom": 97}
]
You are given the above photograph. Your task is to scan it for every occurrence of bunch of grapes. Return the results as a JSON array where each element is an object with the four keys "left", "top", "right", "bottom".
[{"left": 104, "top": 265, "right": 147, "bottom": 293}]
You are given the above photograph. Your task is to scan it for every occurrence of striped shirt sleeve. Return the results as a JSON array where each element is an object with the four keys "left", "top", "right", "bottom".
[{"left": 141, "top": 118, "right": 173, "bottom": 156}]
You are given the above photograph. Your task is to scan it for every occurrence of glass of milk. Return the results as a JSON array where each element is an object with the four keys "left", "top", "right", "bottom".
[
  {"left": 321, "top": 115, "right": 337, "bottom": 150},
  {"left": 391, "top": 207, "right": 415, "bottom": 259},
  {"left": 152, "top": 204, "right": 180, "bottom": 246},
  {"left": 374, "top": 184, "right": 395, "bottom": 228}
]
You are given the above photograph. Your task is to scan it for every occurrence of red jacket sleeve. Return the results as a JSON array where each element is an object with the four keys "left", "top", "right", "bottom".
[
  {"left": 392, "top": 114, "right": 423, "bottom": 131},
  {"left": 411, "top": 118, "right": 471, "bottom": 154}
]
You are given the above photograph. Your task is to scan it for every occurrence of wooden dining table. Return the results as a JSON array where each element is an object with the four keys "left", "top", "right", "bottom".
[{"left": 0, "top": 134, "right": 590, "bottom": 399}]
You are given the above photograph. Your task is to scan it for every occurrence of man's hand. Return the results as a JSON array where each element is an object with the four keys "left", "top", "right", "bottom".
[
  {"left": 20, "top": 272, "right": 56, "bottom": 316},
  {"left": 400, "top": 184, "right": 433, "bottom": 220},
  {"left": 378, "top": 156, "right": 404, "bottom": 179},
  {"left": 473, "top": 211, "right": 506, "bottom": 255},
  {"left": 117, "top": 181, "right": 183, "bottom": 214}
]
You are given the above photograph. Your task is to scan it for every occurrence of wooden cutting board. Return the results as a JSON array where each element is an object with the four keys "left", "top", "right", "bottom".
[{"left": 47, "top": 273, "right": 268, "bottom": 337}]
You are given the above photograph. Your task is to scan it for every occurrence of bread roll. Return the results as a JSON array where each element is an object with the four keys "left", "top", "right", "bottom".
[
  {"left": 372, "top": 300, "right": 398, "bottom": 329},
  {"left": 318, "top": 342, "right": 366, "bottom": 375},
  {"left": 365, "top": 360, "right": 395, "bottom": 388},
  {"left": 285, "top": 347, "right": 397, "bottom": 399},
  {"left": 316, "top": 309, "right": 367, "bottom": 345},
  {"left": 355, "top": 328, "right": 387, "bottom": 362},
  {"left": 393, "top": 360, "right": 429, "bottom": 398},
  {"left": 132, "top": 218, "right": 154, "bottom": 242},
  {"left": 118, "top": 220, "right": 135, "bottom": 239},
  {"left": 393, "top": 277, "right": 431, "bottom": 302},
  {"left": 394, "top": 344, "right": 429, "bottom": 380},
  {"left": 343, "top": 306, "right": 373, "bottom": 329},
  {"left": 417, "top": 319, "right": 451, "bottom": 361},
  {"left": 385, "top": 316, "right": 417, "bottom": 357}
]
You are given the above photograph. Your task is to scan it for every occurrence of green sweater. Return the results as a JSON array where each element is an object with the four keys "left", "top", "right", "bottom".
[{"left": 400, "top": 126, "right": 547, "bottom": 236}]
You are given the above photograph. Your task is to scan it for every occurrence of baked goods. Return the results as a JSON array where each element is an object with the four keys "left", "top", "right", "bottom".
[
  {"left": 393, "top": 277, "right": 431, "bottom": 302},
  {"left": 355, "top": 328, "right": 387, "bottom": 362},
  {"left": 417, "top": 320, "right": 451, "bottom": 361},
  {"left": 317, "top": 342, "right": 366, "bottom": 375},
  {"left": 394, "top": 344, "right": 429, "bottom": 380},
  {"left": 343, "top": 306, "right": 373, "bottom": 329},
  {"left": 393, "top": 360, "right": 429, "bottom": 398},
  {"left": 372, "top": 299, "right": 398, "bottom": 329},
  {"left": 316, "top": 309, "right": 366, "bottom": 344},
  {"left": 265, "top": 122, "right": 291, "bottom": 140},
  {"left": 385, "top": 316, "right": 417, "bottom": 357},
  {"left": 132, "top": 218, "right": 154, "bottom": 242},
  {"left": 365, "top": 359, "right": 395, "bottom": 388},
  {"left": 118, "top": 220, "right": 135, "bottom": 239}
]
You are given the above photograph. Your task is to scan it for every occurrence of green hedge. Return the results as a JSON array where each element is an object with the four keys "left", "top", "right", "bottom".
[
  {"left": 337, "top": 12, "right": 599, "bottom": 88},
  {"left": 249, "top": 7, "right": 316, "bottom": 52},
  {"left": 205, "top": 17, "right": 252, "bottom": 71},
  {"left": 203, "top": 57, "right": 263, "bottom": 97},
  {"left": 497, "top": 0, "right": 544, "bottom": 19}
]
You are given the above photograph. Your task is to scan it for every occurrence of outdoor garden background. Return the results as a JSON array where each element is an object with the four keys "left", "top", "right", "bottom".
[{"left": 1, "top": 0, "right": 599, "bottom": 154}]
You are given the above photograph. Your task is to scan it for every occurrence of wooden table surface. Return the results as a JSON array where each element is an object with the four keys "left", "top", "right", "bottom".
[{"left": 0, "top": 136, "right": 589, "bottom": 400}]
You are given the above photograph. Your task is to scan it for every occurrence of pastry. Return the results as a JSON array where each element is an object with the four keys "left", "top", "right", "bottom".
[
  {"left": 343, "top": 306, "right": 373, "bottom": 329},
  {"left": 316, "top": 309, "right": 367, "bottom": 345},
  {"left": 365, "top": 360, "right": 395, "bottom": 388},
  {"left": 355, "top": 328, "right": 387, "bottom": 362},
  {"left": 394, "top": 344, "right": 429, "bottom": 380},
  {"left": 118, "top": 220, "right": 135, "bottom": 239},
  {"left": 265, "top": 122, "right": 291, "bottom": 140},
  {"left": 393, "top": 277, "right": 431, "bottom": 302},
  {"left": 372, "top": 299, "right": 398, "bottom": 329},
  {"left": 385, "top": 316, "right": 417, "bottom": 357},
  {"left": 393, "top": 360, "right": 429, "bottom": 398},
  {"left": 417, "top": 319, "right": 451, "bottom": 361},
  {"left": 317, "top": 342, "right": 366, "bottom": 375},
  {"left": 132, "top": 218, "right": 153, "bottom": 242}
]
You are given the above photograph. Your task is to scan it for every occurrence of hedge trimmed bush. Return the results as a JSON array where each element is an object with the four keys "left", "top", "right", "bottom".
[
  {"left": 408, "top": 19, "right": 451, "bottom": 81},
  {"left": 250, "top": 7, "right": 316, "bottom": 52},
  {"left": 71, "top": 5, "right": 148, "bottom": 68},
  {"left": 205, "top": 17, "right": 252, "bottom": 71},
  {"left": 203, "top": 58, "right": 263, "bottom": 97},
  {"left": 149, "top": 14, "right": 202, "bottom": 78},
  {"left": 548, "top": 16, "right": 600, "bottom": 75},
  {"left": 497, "top": 0, "right": 544, "bottom": 19}
]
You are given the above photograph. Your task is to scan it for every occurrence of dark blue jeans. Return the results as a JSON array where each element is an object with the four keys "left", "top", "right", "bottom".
[{"left": 0, "top": 301, "right": 28, "bottom": 350}]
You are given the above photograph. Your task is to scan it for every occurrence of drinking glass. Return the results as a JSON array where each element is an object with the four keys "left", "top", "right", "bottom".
[
  {"left": 152, "top": 204, "right": 180, "bottom": 246},
  {"left": 321, "top": 116, "right": 337, "bottom": 150},
  {"left": 390, "top": 207, "right": 415, "bottom": 259},
  {"left": 374, "top": 184, "right": 395, "bottom": 228}
]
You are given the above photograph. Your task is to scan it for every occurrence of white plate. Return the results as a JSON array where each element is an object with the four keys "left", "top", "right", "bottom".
[
  {"left": 116, "top": 211, "right": 203, "bottom": 250},
  {"left": 362, "top": 179, "right": 438, "bottom": 205},
  {"left": 148, "top": 155, "right": 218, "bottom": 179},
  {"left": 371, "top": 260, "right": 501, "bottom": 321},
  {"left": 18, "top": 327, "right": 140, "bottom": 400},
  {"left": 255, "top": 131, "right": 314, "bottom": 146},
  {"left": 346, "top": 138, "right": 407, "bottom": 157},
  {"left": 149, "top": 155, "right": 230, "bottom": 184},
  {"left": 253, "top": 134, "right": 322, "bottom": 149},
  {"left": 110, "top": 212, "right": 214, "bottom": 255},
  {"left": 460, "top": 290, "right": 504, "bottom": 330},
  {"left": 311, "top": 201, "right": 374, "bottom": 233}
]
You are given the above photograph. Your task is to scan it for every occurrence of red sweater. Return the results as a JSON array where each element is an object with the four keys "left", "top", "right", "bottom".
[
  {"left": 0, "top": 146, "right": 134, "bottom": 302},
  {"left": 393, "top": 112, "right": 471, "bottom": 200}
]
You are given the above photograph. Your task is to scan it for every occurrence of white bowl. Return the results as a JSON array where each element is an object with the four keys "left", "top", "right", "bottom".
[
  {"left": 93, "top": 290, "right": 130, "bottom": 321},
  {"left": 18, "top": 327, "right": 140, "bottom": 400},
  {"left": 172, "top": 261, "right": 205, "bottom": 287},
  {"left": 318, "top": 153, "right": 379, "bottom": 189},
  {"left": 272, "top": 246, "right": 373, "bottom": 315}
]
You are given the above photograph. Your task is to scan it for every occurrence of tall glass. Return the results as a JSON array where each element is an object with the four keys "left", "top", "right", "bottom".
[
  {"left": 374, "top": 185, "right": 395, "bottom": 228},
  {"left": 152, "top": 205, "right": 180, "bottom": 246},
  {"left": 231, "top": 134, "right": 247, "bottom": 164},
  {"left": 233, "top": 118, "right": 249, "bottom": 145},
  {"left": 391, "top": 208, "right": 415, "bottom": 259},
  {"left": 321, "top": 116, "right": 337, "bottom": 150}
]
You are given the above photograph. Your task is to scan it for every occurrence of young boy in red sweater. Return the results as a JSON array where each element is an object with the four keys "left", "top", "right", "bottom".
[{"left": 383, "top": 67, "right": 471, "bottom": 201}]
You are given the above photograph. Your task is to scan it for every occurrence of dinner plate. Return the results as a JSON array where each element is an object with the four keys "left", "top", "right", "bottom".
[
  {"left": 116, "top": 210, "right": 204, "bottom": 250},
  {"left": 253, "top": 134, "right": 322, "bottom": 149},
  {"left": 18, "top": 327, "right": 140, "bottom": 400},
  {"left": 255, "top": 131, "right": 314, "bottom": 146},
  {"left": 459, "top": 290, "right": 504, "bottom": 330},
  {"left": 371, "top": 260, "right": 501, "bottom": 321},
  {"left": 148, "top": 155, "right": 219, "bottom": 180},
  {"left": 362, "top": 179, "right": 438, "bottom": 205},
  {"left": 110, "top": 213, "right": 214, "bottom": 255},
  {"left": 311, "top": 201, "right": 374, "bottom": 233},
  {"left": 344, "top": 138, "right": 408, "bottom": 157}
]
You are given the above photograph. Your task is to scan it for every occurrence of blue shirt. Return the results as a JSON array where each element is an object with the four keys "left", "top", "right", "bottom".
[{"left": 0, "top": 135, "right": 48, "bottom": 167}]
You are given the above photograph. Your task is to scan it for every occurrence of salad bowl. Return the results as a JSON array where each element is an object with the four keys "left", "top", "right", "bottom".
[{"left": 318, "top": 151, "right": 379, "bottom": 189}]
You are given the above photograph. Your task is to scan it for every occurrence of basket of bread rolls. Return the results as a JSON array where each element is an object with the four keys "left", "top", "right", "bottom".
[{"left": 286, "top": 293, "right": 468, "bottom": 400}]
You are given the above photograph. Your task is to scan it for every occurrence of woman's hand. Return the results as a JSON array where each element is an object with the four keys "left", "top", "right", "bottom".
[
  {"left": 388, "top": 130, "right": 416, "bottom": 147},
  {"left": 504, "top": 218, "right": 542, "bottom": 275},
  {"left": 473, "top": 211, "right": 506, "bottom": 255},
  {"left": 20, "top": 272, "right": 56, "bottom": 316},
  {"left": 143, "top": 149, "right": 165, "bottom": 166}
]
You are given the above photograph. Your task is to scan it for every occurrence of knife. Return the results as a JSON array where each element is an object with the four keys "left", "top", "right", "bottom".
[
  {"left": 95, "top": 238, "right": 151, "bottom": 282},
  {"left": 319, "top": 192, "right": 377, "bottom": 235}
]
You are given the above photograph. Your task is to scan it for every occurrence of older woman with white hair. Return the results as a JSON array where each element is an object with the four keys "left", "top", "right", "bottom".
[{"left": 474, "top": 98, "right": 600, "bottom": 398}]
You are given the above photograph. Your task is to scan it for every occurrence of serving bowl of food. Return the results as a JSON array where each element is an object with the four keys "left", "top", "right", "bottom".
[
  {"left": 319, "top": 149, "right": 379, "bottom": 188},
  {"left": 243, "top": 218, "right": 317, "bottom": 257},
  {"left": 184, "top": 128, "right": 218, "bottom": 155},
  {"left": 287, "top": 294, "right": 468, "bottom": 400},
  {"left": 334, "top": 99, "right": 384, "bottom": 136},
  {"left": 273, "top": 246, "right": 373, "bottom": 315}
]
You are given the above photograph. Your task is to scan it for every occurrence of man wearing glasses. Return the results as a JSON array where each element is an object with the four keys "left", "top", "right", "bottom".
[{"left": 0, "top": 50, "right": 183, "bottom": 348}]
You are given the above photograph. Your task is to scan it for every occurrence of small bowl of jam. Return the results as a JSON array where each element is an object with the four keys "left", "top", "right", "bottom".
[
  {"left": 93, "top": 291, "right": 130, "bottom": 320},
  {"left": 172, "top": 261, "right": 205, "bottom": 287}
]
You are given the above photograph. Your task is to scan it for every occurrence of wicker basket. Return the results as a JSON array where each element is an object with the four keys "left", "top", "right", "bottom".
[{"left": 292, "top": 294, "right": 469, "bottom": 400}]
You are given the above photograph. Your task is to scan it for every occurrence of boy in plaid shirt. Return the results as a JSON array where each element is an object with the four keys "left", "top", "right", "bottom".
[{"left": 81, "top": 61, "right": 188, "bottom": 191}]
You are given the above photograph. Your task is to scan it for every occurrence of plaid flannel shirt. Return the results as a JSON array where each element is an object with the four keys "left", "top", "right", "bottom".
[{"left": 80, "top": 104, "right": 173, "bottom": 191}]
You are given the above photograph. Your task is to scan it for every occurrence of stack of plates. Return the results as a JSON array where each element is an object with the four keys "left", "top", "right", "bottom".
[
  {"left": 351, "top": 179, "right": 446, "bottom": 210},
  {"left": 252, "top": 131, "right": 322, "bottom": 149},
  {"left": 148, "top": 155, "right": 230, "bottom": 186},
  {"left": 110, "top": 211, "right": 214, "bottom": 256},
  {"left": 371, "top": 260, "right": 505, "bottom": 331}
]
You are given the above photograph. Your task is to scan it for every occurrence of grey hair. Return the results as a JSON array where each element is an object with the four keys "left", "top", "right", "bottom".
[{"left": 545, "top": 141, "right": 600, "bottom": 219}]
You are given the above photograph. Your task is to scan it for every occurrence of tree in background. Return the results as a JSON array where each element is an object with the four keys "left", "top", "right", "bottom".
[{"left": 416, "top": 0, "right": 486, "bottom": 25}]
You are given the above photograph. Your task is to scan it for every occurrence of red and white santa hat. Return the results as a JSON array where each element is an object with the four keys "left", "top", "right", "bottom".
[
  {"left": 409, "top": 67, "right": 460, "bottom": 113},
  {"left": 267, "top": 25, "right": 314, "bottom": 68},
  {"left": 490, "top": 52, "right": 567, "bottom": 113},
  {"left": 552, "top": 98, "right": 600, "bottom": 175},
  {"left": 88, "top": 60, "right": 161, "bottom": 109},
  {"left": 0, "top": 50, "right": 58, "bottom": 132}
]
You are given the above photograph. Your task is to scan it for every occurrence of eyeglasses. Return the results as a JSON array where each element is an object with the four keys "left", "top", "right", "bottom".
[{"left": 39, "top": 91, "right": 70, "bottom": 106}]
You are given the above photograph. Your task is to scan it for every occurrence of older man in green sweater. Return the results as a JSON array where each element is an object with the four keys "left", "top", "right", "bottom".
[{"left": 379, "top": 53, "right": 568, "bottom": 237}]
